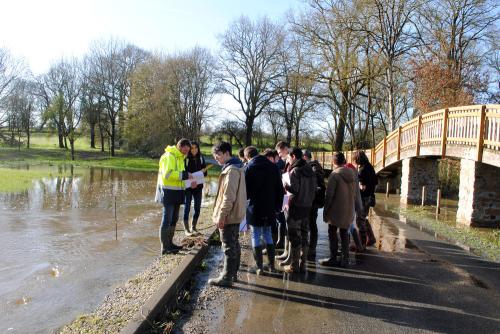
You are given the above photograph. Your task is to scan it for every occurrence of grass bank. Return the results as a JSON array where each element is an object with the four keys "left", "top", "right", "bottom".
[
  {"left": 383, "top": 204, "right": 500, "bottom": 262},
  {"left": 0, "top": 167, "right": 71, "bottom": 193}
]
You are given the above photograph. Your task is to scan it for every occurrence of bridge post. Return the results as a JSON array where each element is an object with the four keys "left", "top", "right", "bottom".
[
  {"left": 441, "top": 108, "right": 449, "bottom": 158},
  {"left": 476, "top": 105, "right": 486, "bottom": 162},
  {"left": 457, "top": 159, "right": 500, "bottom": 227},
  {"left": 400, "top": 157, "right": 439, "bottom": 205},
  {"left": 415, "top": 115, "right": 422, "bottom": 157}
]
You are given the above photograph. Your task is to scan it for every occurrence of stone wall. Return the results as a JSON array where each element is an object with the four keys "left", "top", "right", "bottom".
[
  {"left": 400, "top": 158, "right": 439, "bottom": 205},
  {"left": 457, "top": 159, "right": 500, "bottom": 227}
]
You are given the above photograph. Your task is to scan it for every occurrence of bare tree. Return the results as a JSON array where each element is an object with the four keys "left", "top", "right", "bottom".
[
  {"left": 292, "top": 0, "right": 367, "bottom": 150},
  {"left": 0, "top": 48, "right": 25, "bottom": 140},
  {"left": 43, "top": 59, "right": 83, "bottom": 160},
  {"left": 166, "top": 47, "right": 218, "bottom": 141},
  {"left": 274, "top": 33, "right": 318, "bottom": 146},
  {"left": 361, "top": 0, "right": 420, "bottom": 131},
  {"left": 86, "top": 39, "right": 147, "bottom": 156},
  {"left": 218, "top": 16, "right": 284, "bottom": 146}
]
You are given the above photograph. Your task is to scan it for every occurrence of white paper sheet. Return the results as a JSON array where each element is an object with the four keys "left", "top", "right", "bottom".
[{"left": 184, "top": 171, "right": 205, "bottom": 188}]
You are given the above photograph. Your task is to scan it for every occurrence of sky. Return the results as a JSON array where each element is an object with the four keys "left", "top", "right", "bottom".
[{"left": 0, "top": 0, "right": 305, "bottom": 74}]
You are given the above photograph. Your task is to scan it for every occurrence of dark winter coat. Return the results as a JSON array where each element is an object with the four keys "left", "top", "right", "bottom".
[
  {"left": 309, "top": 160, "right": 326, "bottom": 208},
  {"left": 184, "top": 155, "right": 207, "bottom": 190},
  {"left": 245, "top": 155, "right": 284, "bottom": 227},
  {"left": 285, "top": 158, "right": 317, "bottom": 220},
  {"left": 358, "top": 163, "right": 377, "bottom": 198}
]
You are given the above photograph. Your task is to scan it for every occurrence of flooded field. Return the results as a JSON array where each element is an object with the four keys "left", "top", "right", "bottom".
[{"left": 0, "top": 165, "right": 216, "bottom": 334}]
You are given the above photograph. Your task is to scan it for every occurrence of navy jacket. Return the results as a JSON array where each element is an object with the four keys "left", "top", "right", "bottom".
[{"left": 245, "top": 155, "right": 284, "bottom": 227}]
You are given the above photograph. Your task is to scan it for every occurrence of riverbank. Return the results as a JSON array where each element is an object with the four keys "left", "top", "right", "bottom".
[{"left": 375, "top": 195, "right": 500, "bottom": 262}]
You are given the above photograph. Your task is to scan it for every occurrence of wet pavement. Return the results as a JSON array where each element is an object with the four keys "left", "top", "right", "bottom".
[{"left": 175, "top": 203, "right": 500, "bottom": 334}]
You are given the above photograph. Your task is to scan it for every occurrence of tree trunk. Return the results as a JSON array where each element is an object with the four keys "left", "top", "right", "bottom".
[
  {"left": 26, "top": 128, "right": 30, "bottom": 149},
  {"left": 286, "top": 126, "right": 292, "bottom": 146},
  {"left": 64, "top": 136, "right": 68, "bottom": 150},
  {"left": 110, "top": 121, "right": 116, "bottom": 156},
  {"left": 386, "top": 65, "right": 396, "bottom": 131},
  {"left": 70, "top": 139, "right": 75, "bottom": 161},
  {"left": 244, "top": 117, "right": 254, "bottom": 146},
  {"left": 90, "top": 124, "right": 96, "bottom": 149},
  {"left": 294, "top": 124, "right": 300, "bottom": 147},
  {"left": 334, "top": 94, "right": 349, "bottom": 152},
  {"left": 58, "top": 125, "right": 64, "bottom": 149}
]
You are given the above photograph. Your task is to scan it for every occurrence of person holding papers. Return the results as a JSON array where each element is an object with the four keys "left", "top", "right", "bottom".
[
  {"left": 183, "top": 141, "right": 208, "bottom": 236},
  {"left": 157, "top": 139, "right": 194, "bottom": 255}
]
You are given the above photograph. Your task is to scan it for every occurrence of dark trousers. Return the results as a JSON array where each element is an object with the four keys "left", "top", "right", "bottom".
[
  {"left": 309, "top": 207, "right": 318, "bottom": 252},
  {"left": 328, "top": 225, "right": 349, "bottom": 259},
  {"left": 161, "top": 204, "right": 180, "bottom": 228},
  {"left": 220, "top": 223, "right": 241, "bottom": 278},
  {"left": 183, "top": 188, "right": 202, "bottom": 221}
]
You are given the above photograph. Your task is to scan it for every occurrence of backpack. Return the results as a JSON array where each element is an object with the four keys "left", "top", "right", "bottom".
[{"left": 311, "top": 161, "right": 326, "bottom": 208}]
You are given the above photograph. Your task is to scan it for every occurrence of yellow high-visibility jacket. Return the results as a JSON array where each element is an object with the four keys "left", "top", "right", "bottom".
[{"left": 157, "top": 145, "right": 187, "bottom": 204}]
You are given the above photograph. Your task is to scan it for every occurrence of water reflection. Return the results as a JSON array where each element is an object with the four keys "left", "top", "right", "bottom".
[{"left": 0, "top": 165, "right": 217, "bottom": 334}]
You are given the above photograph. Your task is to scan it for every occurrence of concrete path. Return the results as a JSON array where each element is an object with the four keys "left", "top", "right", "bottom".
[{"left": 174, "top": 208, "right": 500, "bottom": 334}]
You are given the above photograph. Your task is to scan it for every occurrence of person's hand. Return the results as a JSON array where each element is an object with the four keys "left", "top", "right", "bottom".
[
  {"left": 217, "top": 218, "right": 225, "bottom": 229},
  {"left": 190, "top": 180, "right": 198, "bottom": 189}
]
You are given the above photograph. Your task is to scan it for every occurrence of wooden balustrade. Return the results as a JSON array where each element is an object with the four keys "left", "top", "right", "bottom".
[{"left": 312, "top": 104, "right": 500, "bottom": 172}]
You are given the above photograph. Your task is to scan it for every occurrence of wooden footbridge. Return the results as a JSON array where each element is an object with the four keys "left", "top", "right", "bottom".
[{"left": 313, "top": 104, "right": 500, "bottom": 226}]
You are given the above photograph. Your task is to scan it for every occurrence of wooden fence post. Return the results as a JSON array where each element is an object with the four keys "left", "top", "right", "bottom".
[
  {"left": 397, "top": 126, "right": 402, "bottom": 161},
  {"left": 441, "top": 109, "right": 449, "bottom": 158},
  {"left": 436, "top": 189, "right": 441, "bottom": 215},
  {"left": 416, "top": 115, "right": 422, "bottom": 157},
  {"left": 382, "top": 137, "right": 387, "bottom": 168},
  {"left": 477, "top": 105, "right": 486, "bottom": 162},
  {"left": 421, "top": 186, "right": 426, "bottom": 206}
]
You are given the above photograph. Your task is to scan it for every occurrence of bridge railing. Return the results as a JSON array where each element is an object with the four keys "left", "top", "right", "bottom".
[{"left": 312, "top": 104, "right": 500, "bottom": 171}]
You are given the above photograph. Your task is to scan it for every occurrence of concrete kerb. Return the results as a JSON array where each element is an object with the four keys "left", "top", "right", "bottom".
[{"left": 120, "top": 227, "right": 217, "bottom": 334}]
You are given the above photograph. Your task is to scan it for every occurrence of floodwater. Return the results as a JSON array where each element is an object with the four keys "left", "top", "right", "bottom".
[{"left": 0, "top": 165, "right": 217, "bottom": 334}]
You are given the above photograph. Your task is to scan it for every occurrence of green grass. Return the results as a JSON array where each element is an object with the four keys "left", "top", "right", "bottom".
[
  {"left": 0, "top": 167, "right": 71, "bottom": 193},
  {"left": 395, "top": 206, "right": 500, "bottom": 262}
]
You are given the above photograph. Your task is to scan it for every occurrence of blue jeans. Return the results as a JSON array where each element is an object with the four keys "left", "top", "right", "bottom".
[
  {"left": 183, "top": 188, "right": 202, "bottom": 221},
  {"left": 250, "top": 225, "right": 274, "bottom": 248},
  {"left": 161, "top": 204, "right": 180, "bottom": 228}
]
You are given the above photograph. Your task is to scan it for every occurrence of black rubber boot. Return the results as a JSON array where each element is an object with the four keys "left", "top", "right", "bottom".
[
  {"left": 352, "top": 229, "right": 365, "bottom": 252},
  {"left": 183, "top": 219, "right": 192, "bottom": 236},
  {"left": 340, "top": 230, "right": 350, "bottom": 268},
  {"left": 266, "top": 243, "right": 276, "bottom": 273},
  {"left": 359, "top": 230, "right": 367, "bottom": 247},
  {"left": 366, "top": 220, "right": 376, "bottom": 247},
  {"left": 233, "top": 242, "right": 241, "bottom": 282},
  {"left": 160, "top": 225, "right": 176, "bottom": 255},
  {"left": 208, "top": 256, "right": 233, "bottom": 287},
  {"left": 169, "top": 226, "right": 183, "bottom": 250},
  {"left": 251, "top": 246, "right": 264, "bottom": 275},
  {"left": 191, "top": 217, "right": 200, "bottom": 235},
  {"left": 319, "top": 228, "right": 339, "bottom": 267}
]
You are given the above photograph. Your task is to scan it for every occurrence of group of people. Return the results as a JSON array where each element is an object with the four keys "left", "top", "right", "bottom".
[{"left": 156, "top": 139, "right": 378, "bottom": 288}]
